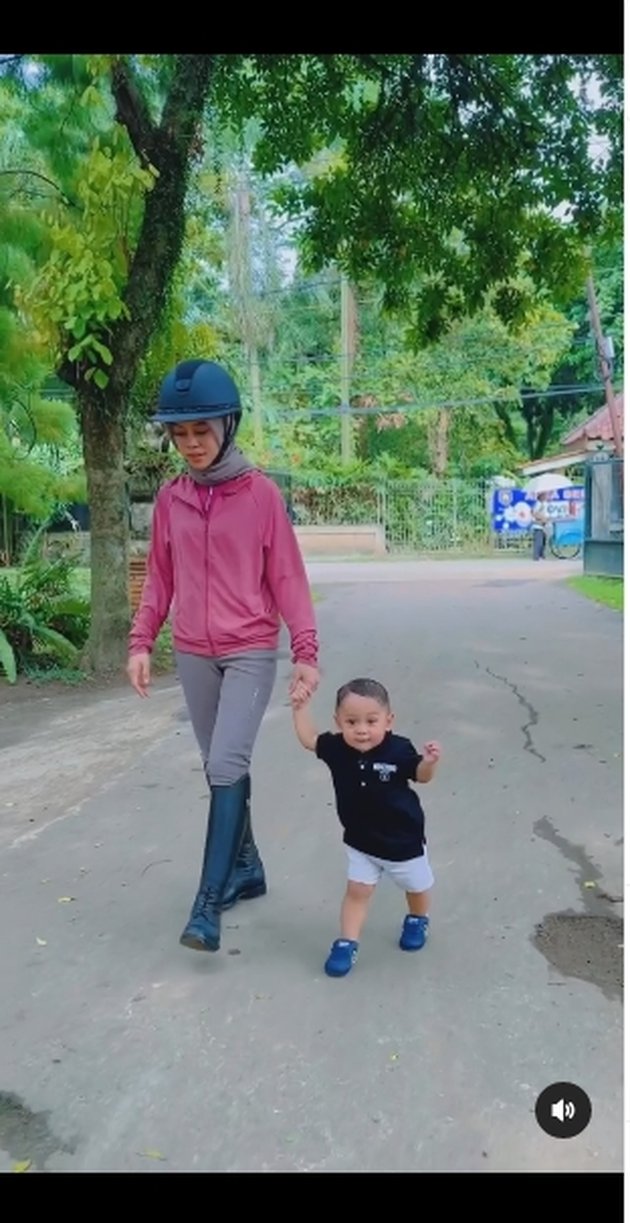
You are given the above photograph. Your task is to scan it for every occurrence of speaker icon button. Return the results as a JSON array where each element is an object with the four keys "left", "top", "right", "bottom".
[{"left": 535, "top": 1083, "right": 592, "bottom": 1138}]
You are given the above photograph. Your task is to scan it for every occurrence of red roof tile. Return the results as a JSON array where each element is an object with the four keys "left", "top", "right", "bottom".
[{"left": 562, "top": 393, "right": 624, "bottom": 444}]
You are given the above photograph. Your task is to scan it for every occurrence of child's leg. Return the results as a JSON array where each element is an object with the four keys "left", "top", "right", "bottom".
[
  {"left": 406, "top": 888, "right": 431, "bottom": 917},
  {"left": 342, "top": 847, "right": 381, "bottom": 938},
  {"left": 340, "top": 881, "right": 376, "bottom": 941},
  {"left": 324, "top": 849, "right": 380, "bottom": 976},
  {"left": 387, "top": 851, "right": 435, "bottom": 951}
]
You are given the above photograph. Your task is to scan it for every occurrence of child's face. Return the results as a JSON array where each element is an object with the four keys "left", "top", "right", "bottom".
[
  {"left": 335, "top": 694, "right": 393, "bottom": 753},
  {"left": 170, "top": 419, "right": 222, "bottom": 469}
]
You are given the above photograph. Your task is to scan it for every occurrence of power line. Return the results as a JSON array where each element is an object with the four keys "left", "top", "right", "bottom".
[
  {"left": 261, "top": 383, "right": 615, "bottom": 419},
  {"left": 258, "top": 339, "right": 617, "bottom": 368}
]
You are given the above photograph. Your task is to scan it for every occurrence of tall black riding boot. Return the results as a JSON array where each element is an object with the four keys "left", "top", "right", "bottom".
[
  {"left": 221, "top": 775, "right": 267, "bottom": 912},
  {"left": 180, "top": 776, "right": 250, "bottom": 952}
]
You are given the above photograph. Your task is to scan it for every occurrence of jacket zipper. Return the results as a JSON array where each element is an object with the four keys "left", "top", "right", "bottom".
[{"left": 205, "top": 487, "right": 214, "bottom": 653}]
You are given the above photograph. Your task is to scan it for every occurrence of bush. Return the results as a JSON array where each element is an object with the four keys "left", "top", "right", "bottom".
[{"left": 0, "top": 523, "right": 90, "bottom": 683}]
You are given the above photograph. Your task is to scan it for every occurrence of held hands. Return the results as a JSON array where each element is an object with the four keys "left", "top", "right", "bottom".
[
  {"left": 127, "top": 651, "right": 151, "bottom": 697},
  {"left": 422, "top": 740, "right": 442, "bottom": 765},
  {"left": 289, "top": 662, "right": 319, "bottom": 709}
]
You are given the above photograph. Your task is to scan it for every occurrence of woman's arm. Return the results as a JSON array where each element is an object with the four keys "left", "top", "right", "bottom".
[
  {"left": 128, "top": 488, "right": 174, "bottom": 656},
  {"left": 262, "top": 481, "right": 319, "bottom": 669}
]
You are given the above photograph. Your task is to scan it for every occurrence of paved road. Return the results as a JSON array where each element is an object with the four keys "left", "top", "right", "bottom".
[{"left": 0, "top": 560, "right": 622, "bottom": 1172}]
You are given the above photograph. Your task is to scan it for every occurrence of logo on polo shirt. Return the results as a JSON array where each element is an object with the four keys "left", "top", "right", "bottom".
[{"left": 373, "top": 762, "right": 397, "bottom": 782}]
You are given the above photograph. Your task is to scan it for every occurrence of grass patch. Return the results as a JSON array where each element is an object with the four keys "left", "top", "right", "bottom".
[
  {"left": 22, "top": 662, "right": 88, "bottom": 686},
  {"left": 567, "top": 575, "right": 623, "bottom": 611}
]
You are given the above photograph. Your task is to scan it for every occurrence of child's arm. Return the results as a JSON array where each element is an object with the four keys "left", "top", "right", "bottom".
[
  {"left": 292, "top": 696, "right": 319, "bottom": 752},
  {"left": 415, "top": 740, "right": 442, "bottom": 783}
]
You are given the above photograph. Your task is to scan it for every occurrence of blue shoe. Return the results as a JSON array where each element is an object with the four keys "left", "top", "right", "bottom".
[
  {"left": 399, "top": 915, "right": 429, "bottom": 951},
  {"left": 324, "top": 939, "right": 359, "bottom": 977}
]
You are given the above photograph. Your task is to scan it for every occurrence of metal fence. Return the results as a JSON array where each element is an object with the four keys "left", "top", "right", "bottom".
[{"left": 268, "top": 472, "right": 520, "bottom": 554}]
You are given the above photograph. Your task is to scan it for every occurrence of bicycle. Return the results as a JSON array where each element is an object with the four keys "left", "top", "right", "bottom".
[{"left": 548, "top": 519, "right": 583, "bottom": 560}]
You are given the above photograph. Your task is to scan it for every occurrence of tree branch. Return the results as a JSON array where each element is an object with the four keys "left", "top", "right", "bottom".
[
  {"left": 110, "top": 57, "right": 158, "bottom": 168},
  {"left": 0, "top": 169, "right": 75, "bottom": 208},
  {"left": 494, "top": 401, "right": 518, "bottom": 447}
]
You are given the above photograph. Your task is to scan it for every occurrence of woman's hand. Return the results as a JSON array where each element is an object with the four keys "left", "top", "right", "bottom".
[
  {"left": 127, "top": 651, "right": 151, "bottom": 698},
  {"left": 289, "top": 662, "right": 320, "bottom": 708}
]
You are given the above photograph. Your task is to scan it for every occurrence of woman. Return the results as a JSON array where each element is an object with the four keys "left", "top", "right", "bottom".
[
  {"left": 127, "top": 359, "right": 320, "bottom": 953},
  {"left": 531, "top": 491, "right": 549, "bottom": 560}
]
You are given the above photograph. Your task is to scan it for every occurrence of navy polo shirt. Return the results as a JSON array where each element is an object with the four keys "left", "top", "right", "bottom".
[{"left": 315, "top": 731, "right": 426, "bottom": 862}]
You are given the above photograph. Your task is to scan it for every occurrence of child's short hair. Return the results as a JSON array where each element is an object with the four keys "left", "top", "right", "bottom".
[{"left": 335, "top": 678, "right": 390, "bottom": 710}]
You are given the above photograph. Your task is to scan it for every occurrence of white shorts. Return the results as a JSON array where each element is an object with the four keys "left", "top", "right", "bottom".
[{"left": 346, "top": 845, "right": 434, "bottom": 893}]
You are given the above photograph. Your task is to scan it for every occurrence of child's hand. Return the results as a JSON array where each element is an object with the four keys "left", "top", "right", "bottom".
[
  {"left": 290, "top": 682, "right": 311, "bottom": 710},
  {"left": 422, "top": 740, "right": 442, "bottom": 764},
  {"left": 289, "top": 662, "right": 319, "bottom": 703}
]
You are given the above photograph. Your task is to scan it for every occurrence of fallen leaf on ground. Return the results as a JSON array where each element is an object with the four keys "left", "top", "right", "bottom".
[
  {"left": 138, "top": 1149, "right": 167, "bottom": 1161},
  {"left": 12, "top": 1160, "right": 32, "bottom": 1173},
  {"left": 57, "top": 896, "right": 76, "bottom": 903},
  {"left": 583, "top": 881, "right": 596, "bottom": 889},
  {"left": 36, "top": 938, "right": 47, "bottom": 946}
]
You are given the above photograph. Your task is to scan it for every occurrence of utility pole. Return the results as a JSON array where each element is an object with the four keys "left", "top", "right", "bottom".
[
  {"left": 231, "top": 171, "right": 264, "bottom": 451},
  {"left": 340, "top": 275, "right": 356, "bottom": 464},
  {"left": 586, "top": 274, "right": 623, "bottom": 457}
]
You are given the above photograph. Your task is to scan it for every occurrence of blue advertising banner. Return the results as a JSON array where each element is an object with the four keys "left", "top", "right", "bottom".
[{"left": 492, "top": 487, "right": 585, "bottom": 535}]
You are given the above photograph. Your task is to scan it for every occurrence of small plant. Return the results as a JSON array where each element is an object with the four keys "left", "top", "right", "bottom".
[
  {"left": 22, "top": 661, "right": 88, "bottom": 685},
  {"left": 0, "top": 521, "right": 91, "bottom": 684},
  {"left": 125, "top": 434, "right": 183, "bottom": 499},
  {"left": 152, "top": 623, "right": 175, "bottom": 674}
]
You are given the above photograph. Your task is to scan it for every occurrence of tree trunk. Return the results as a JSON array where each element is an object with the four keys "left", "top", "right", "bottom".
[
  {"left": 429, "top": 408, "right": 450, "bottom": 476},
  {"left": 247, "top": 342, "right": 264, "bottom": 451},
  {"left": 80, "top": 396, "right": 129, "bottom": 674},
  {"left": 494, "top": 403, "right": 518, "bottom": 448},
  {"left": 532, "top": 405, "right": 554, "bottom": 459}
]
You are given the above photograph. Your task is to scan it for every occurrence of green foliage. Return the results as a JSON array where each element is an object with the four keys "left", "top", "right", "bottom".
[
  {"left": 228, "top": 54, "right": 622, "bottom": 339},
  {"left": 233, "top": 266, "right": 577, "bottom": 470},
  {"left": 125, "top": 431, "right": 184, "bottom": 497},
  {"left": 0, "top": 521, "right": 90, "bottom": 681},
  {"left": 0, "top": 391, "right": 85, "bottom": 517},
  {"left": 26, "top": 129, "right": 157, "bottom": 385},
  {"left": 153, "top": 622, "right": 175, "bottom": 673}
]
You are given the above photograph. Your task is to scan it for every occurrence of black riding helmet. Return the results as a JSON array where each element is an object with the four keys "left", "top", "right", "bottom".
[{"left": 153, "top": 359, "right": 243, "bottom": 462}]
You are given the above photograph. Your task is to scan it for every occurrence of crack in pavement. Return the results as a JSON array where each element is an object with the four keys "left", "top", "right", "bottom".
[{"left": 476, "top": 661, "right": 546, "bottom": 763}]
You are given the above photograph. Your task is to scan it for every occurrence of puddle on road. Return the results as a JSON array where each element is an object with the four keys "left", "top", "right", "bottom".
[
  {"left": 0, "top": 1091, "right": 74, "bottom": 1169},
  {"left": 532, "top": 913, "right": 623, "bottom": 1002},
  {"left": 532, "top": 816, "right": 623, "bottom": 1001}
]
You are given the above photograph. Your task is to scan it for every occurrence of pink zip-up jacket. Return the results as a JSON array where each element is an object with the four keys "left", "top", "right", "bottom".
[{"left": 128, "top": 471, "right": 318, "bottom": 665}]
